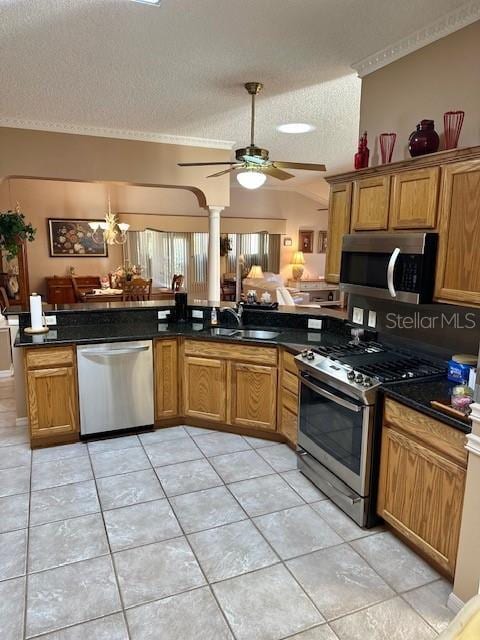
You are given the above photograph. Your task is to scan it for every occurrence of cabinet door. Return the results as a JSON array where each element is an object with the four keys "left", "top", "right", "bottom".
[
  {"left": 390, "top": 168, "right": 439, "bottom": 229},
  {"left": 27, "top": 366, "right": 79, "bottom": 440},
  {"left": 435, "top": 160, "right": 480, "bottom": 306},
  {"left": 325, "top": 183, "right": 352, "bottom": 283},
  {"left": 351, "top": 176, "right": 390, "bottom": 231},
  {"left": 377, "top": 425, "right": 465, "bottom": 578},
  {"left": 154, "top": 339, "right": 178, "bottom": 419},
  {"left": 230, "top": 362, "right": 277, "bottom": 431},
  {"left": 183, "top": 356, "right": 227, "bottom": 423},
  {"left": 278, "top": 389, "right": 298, "bottom": 445}
]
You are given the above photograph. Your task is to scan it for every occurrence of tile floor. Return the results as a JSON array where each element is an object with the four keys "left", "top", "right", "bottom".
[{"left": 0, "top": 377, "right": 455, "bottom": 640}]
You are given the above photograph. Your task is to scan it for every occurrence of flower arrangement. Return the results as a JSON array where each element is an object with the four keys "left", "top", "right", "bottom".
[{"left": 113, "top": 261, "right": 143, "bottom": 282}]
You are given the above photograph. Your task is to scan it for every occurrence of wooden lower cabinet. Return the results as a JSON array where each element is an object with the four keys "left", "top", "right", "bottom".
[
  {"left": 230, "top": 362, "right": 277, "bottom": 431},
  {"left": 183, "top": 355, "right": 227, "bottom": 423},
  {"left": 25, "top": 346, "right": 79, "bottom": 446},
  {"left": 182, "top": 341, "right": 278, "bottom": 433},
  {"left": 378, "top": 399, "right": 467, "bottom": 578},
  {"left": 154, "top": 339, "right": 178, "bottom": 419}
]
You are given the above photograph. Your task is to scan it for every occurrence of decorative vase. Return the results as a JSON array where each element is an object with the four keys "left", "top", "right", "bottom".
[
  {"left": 354, "top": 132, "right": 369, "bottom": 169},
  {"left": 379, "top": 133, "right": 396, "bottom": 163},
  {"left": 408, "top": 120, "right": 439, "bottom": 157},
  {"left": 444, "top": 111, "right": 464, "bottom": 150}
]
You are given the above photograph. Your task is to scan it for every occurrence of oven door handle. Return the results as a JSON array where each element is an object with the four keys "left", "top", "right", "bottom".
[
  {"left": 301, "top": 376, "right": 362, "bottom": 413},
  {"left": 387, "top": 247, "right": 401, "bottom": 298}
]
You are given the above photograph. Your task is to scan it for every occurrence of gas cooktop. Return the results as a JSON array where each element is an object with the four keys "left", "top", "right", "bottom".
[{"left": 296, "top": 340, "right": 446, "bottom": 402}]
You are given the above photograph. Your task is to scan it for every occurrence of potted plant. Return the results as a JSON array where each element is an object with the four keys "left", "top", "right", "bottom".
[{"left": 0, "top": 208, "right": 36, "bottom": 260}]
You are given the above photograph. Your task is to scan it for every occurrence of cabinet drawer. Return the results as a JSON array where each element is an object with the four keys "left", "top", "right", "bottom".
[
  {"left": 184, "top": 339, "right": 277, "bottom": 365},
  {"left": 384, "top": 399, "right": 467, "bottom": 467},
  {"left": 26, "top": 347, "right": 75, "bottom": 369},
  {"left": 282, "top": 369, "right": 299, "bottom": 396},
  {"left": 282, "top": 350, "right": 298, "bottom": 375},
  {"left": 282, "top": 387, "right": 298, "bottom": 415}
]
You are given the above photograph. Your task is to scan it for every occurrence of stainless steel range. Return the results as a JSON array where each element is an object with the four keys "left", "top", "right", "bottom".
[{"left": 295, "top": 342, "right": 445, "bottom": 527}]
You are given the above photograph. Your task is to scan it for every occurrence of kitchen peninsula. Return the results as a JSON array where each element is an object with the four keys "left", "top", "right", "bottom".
[{"left": 8, "top": 300, "right": 472, "bottom": 580}]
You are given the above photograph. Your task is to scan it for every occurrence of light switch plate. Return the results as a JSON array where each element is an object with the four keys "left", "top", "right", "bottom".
[
  {"left": 157, "top": 310, "right": 170, "bottom": 320},
  {"left": 192, "top": 309, "right": 203, "bottom": 319},
  {"left": 44, "top": 315, "right": 57, "bottom": 326},
  {"left": 352, "top": 307, "right": 364, "bottom": 325},
  {"left": 368, "top": 310, "right": 377, "bottom": 328},
  {"left": 308, "top": 318, "right": 323, "bottom": 330}
]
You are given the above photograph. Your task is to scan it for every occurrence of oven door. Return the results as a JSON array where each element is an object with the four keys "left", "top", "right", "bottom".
[{"left": 298, "top": 372, "right": 374, "bottom": 496}]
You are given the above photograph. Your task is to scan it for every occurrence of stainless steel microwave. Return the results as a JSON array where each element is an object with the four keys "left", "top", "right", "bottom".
[{"left": 340, "top": 232, "right": 438, "bottom": 304}]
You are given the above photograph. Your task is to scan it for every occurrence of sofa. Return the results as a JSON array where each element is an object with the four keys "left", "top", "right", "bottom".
[{"left": 242, "top": 272, "right": 310, "bottom": 305}]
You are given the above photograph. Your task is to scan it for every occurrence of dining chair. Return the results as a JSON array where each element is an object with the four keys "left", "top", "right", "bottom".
[
  {"left": 122, "top": 278, "right": 152, "bottom": 301},
  {"left": 0, "top": 286, "right": 10, "bottom": 311},
  {"left": 71, "top": 277, "right": 86, "bottom": 303}
]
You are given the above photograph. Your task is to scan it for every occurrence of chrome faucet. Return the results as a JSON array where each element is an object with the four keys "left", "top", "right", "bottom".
[{"left": 220, "top": 304, "right": 244, "bottom": 327}]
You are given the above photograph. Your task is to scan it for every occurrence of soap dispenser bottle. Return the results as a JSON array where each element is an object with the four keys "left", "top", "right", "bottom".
[{"left": 210, "top": 307, "right": 218, "bottom": 326}]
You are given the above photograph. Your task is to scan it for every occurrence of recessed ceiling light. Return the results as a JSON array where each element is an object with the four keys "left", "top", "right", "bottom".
[
  {"left": 277, "top": 123, "right": 316, "bottom": 134},
  {"left": 130, "top": 0, "right": 162, "bottom": 5}
]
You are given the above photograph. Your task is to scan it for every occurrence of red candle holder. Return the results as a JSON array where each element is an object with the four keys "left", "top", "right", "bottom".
[{"left": 444, "top": 111, "right": 464, "bottom": 150}]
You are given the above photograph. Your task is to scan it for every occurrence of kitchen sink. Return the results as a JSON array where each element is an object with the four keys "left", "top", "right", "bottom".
[
  {"left": 209, "top": 327, "right": 240, "bottom": 337},
  {"left": 237, "top": 329, "right": 280, "bottom": 340},
  {"left": 208, "top": 327, "right": 280, "bottom": 340}
]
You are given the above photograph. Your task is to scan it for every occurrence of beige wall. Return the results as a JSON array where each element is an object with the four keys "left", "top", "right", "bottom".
[
  {"left": 0, "top": 127, "right": 231, "bottom": 207},
  {"left": 359, "top": 22, "right": 480, "bottom": 164},
  {"left": 3, "top": 179, "right": 302, "bottom": 295}
]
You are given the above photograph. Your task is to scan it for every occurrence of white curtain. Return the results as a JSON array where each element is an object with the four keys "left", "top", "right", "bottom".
[
  {"left": 126, "top": 230, "right": 208, "bottom": 294},
  {"left": 227, "top": 232, "right": 270, "bottom": 273}
]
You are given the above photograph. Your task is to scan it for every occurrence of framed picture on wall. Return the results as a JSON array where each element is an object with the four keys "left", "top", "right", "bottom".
[
  {"left": 298, "top": 229, "right": 314, "bottom": 254},
  {"left": 317, "top": 230, "right": 328, "bottom": 253},
  {"left": 48, "top": 219, "right": 108, "bottom": 257}
]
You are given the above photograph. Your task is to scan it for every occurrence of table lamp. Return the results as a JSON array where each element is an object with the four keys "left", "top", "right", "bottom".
[
  {"left": 247, "top": 265, "right": 264, "bottom": 279},
  {"left": 291, "top": 251, "right": 305, "bottom": 280}
]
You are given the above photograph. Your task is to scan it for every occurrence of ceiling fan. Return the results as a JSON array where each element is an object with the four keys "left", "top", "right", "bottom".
[{"left": 178, "top": 82, "right": 326, "bottom": 189}]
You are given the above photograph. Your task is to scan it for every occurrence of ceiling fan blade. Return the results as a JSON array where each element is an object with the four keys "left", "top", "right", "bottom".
[
  {"left": 207, "top": 167, "right": 241, "bottom": 178},
  {"left": 273, "top": 161, "right": 326, "bottom": 172},
  {"left": 178, "top": 162, "right": 239, "bottom": 167},
  {"left": 262, "top": 166, "right": 294, "bottom": 181}
]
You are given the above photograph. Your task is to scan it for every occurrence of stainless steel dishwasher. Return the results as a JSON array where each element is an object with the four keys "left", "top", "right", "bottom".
[{"left": 77, "top": 340, "right": 154, "bottom": 436}]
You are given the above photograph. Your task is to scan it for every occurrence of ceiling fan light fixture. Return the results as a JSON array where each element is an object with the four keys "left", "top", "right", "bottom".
[
  {"left": 277, "top": 123, "right": 316, "bottom": 134},
  {"left": 236, "top": 170, "right": 267, "bottom": 190},
  {"left": 129, "top": 0, "right": 162, "bottom": 5}
]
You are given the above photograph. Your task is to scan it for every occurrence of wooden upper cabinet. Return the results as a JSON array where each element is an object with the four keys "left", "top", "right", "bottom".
[
  {"left": 435, "top": 160, "right": 480, "bottom": 306},
  {"left": 25, "top": 346, "right": 79, "bottom": 446},
  {"left": 351, "top": 176, "right": 390, "bottom": 231},
  {"left": 325, "top": 183, "right": 352, "bottom": 283},
  {"left": 389, "top": 167, "right": 440, "bottom": 229},
  {"left": 183, "top": 355, "right": 227, "bottom": 423},
  {"left": 230, "top": 362, "right": 277, "bottom": 431},
  {"left": 154, "top": 339, "right": 178, "bottom": 420}
]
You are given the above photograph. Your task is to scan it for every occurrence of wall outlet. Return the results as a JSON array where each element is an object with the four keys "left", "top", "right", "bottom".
[
  {"left": 368, "top": 310, "right": 377, "bottom": 328},
  {"left": 192, "top": 309, "right": 204, "bottom": 319},
  {"left": 308, "top": 318, "right": 323, "bottom": 330},
  {"left": 352, "top": 307, "right": 364, "bottom": 325},
  {"left": 44, "top": 315, "right": 57, "bottom": 326},
  {"left": 157, "top": 310, "right": 170, "bottom": 320}
]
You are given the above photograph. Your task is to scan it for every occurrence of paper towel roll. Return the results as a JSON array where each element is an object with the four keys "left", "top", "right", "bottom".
[{"left": 29, "top": 294, "right": 43, "bottom": 330}]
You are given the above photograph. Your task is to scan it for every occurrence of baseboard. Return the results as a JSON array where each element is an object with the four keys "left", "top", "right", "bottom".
[
  {"left": 0, "top": 365, "right": 13, "bottom": 378},
  {"left": 16, "top": 417, "right": 28, "bottom": 428},
  {"left": 447, "top": 591, "right": 464, "bottom": 614}
]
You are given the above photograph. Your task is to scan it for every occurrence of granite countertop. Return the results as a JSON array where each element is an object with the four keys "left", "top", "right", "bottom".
[
  {"left": 381, "top": 379, "right": 472, "bottom": 433},
  {"left": 14, "top": 321, "right": 348, "bottom": 354}
]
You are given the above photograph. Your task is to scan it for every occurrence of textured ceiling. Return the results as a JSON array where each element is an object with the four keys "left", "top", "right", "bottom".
[{"left": 0, "top": 0, "right": 469, "bottom": 186}]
